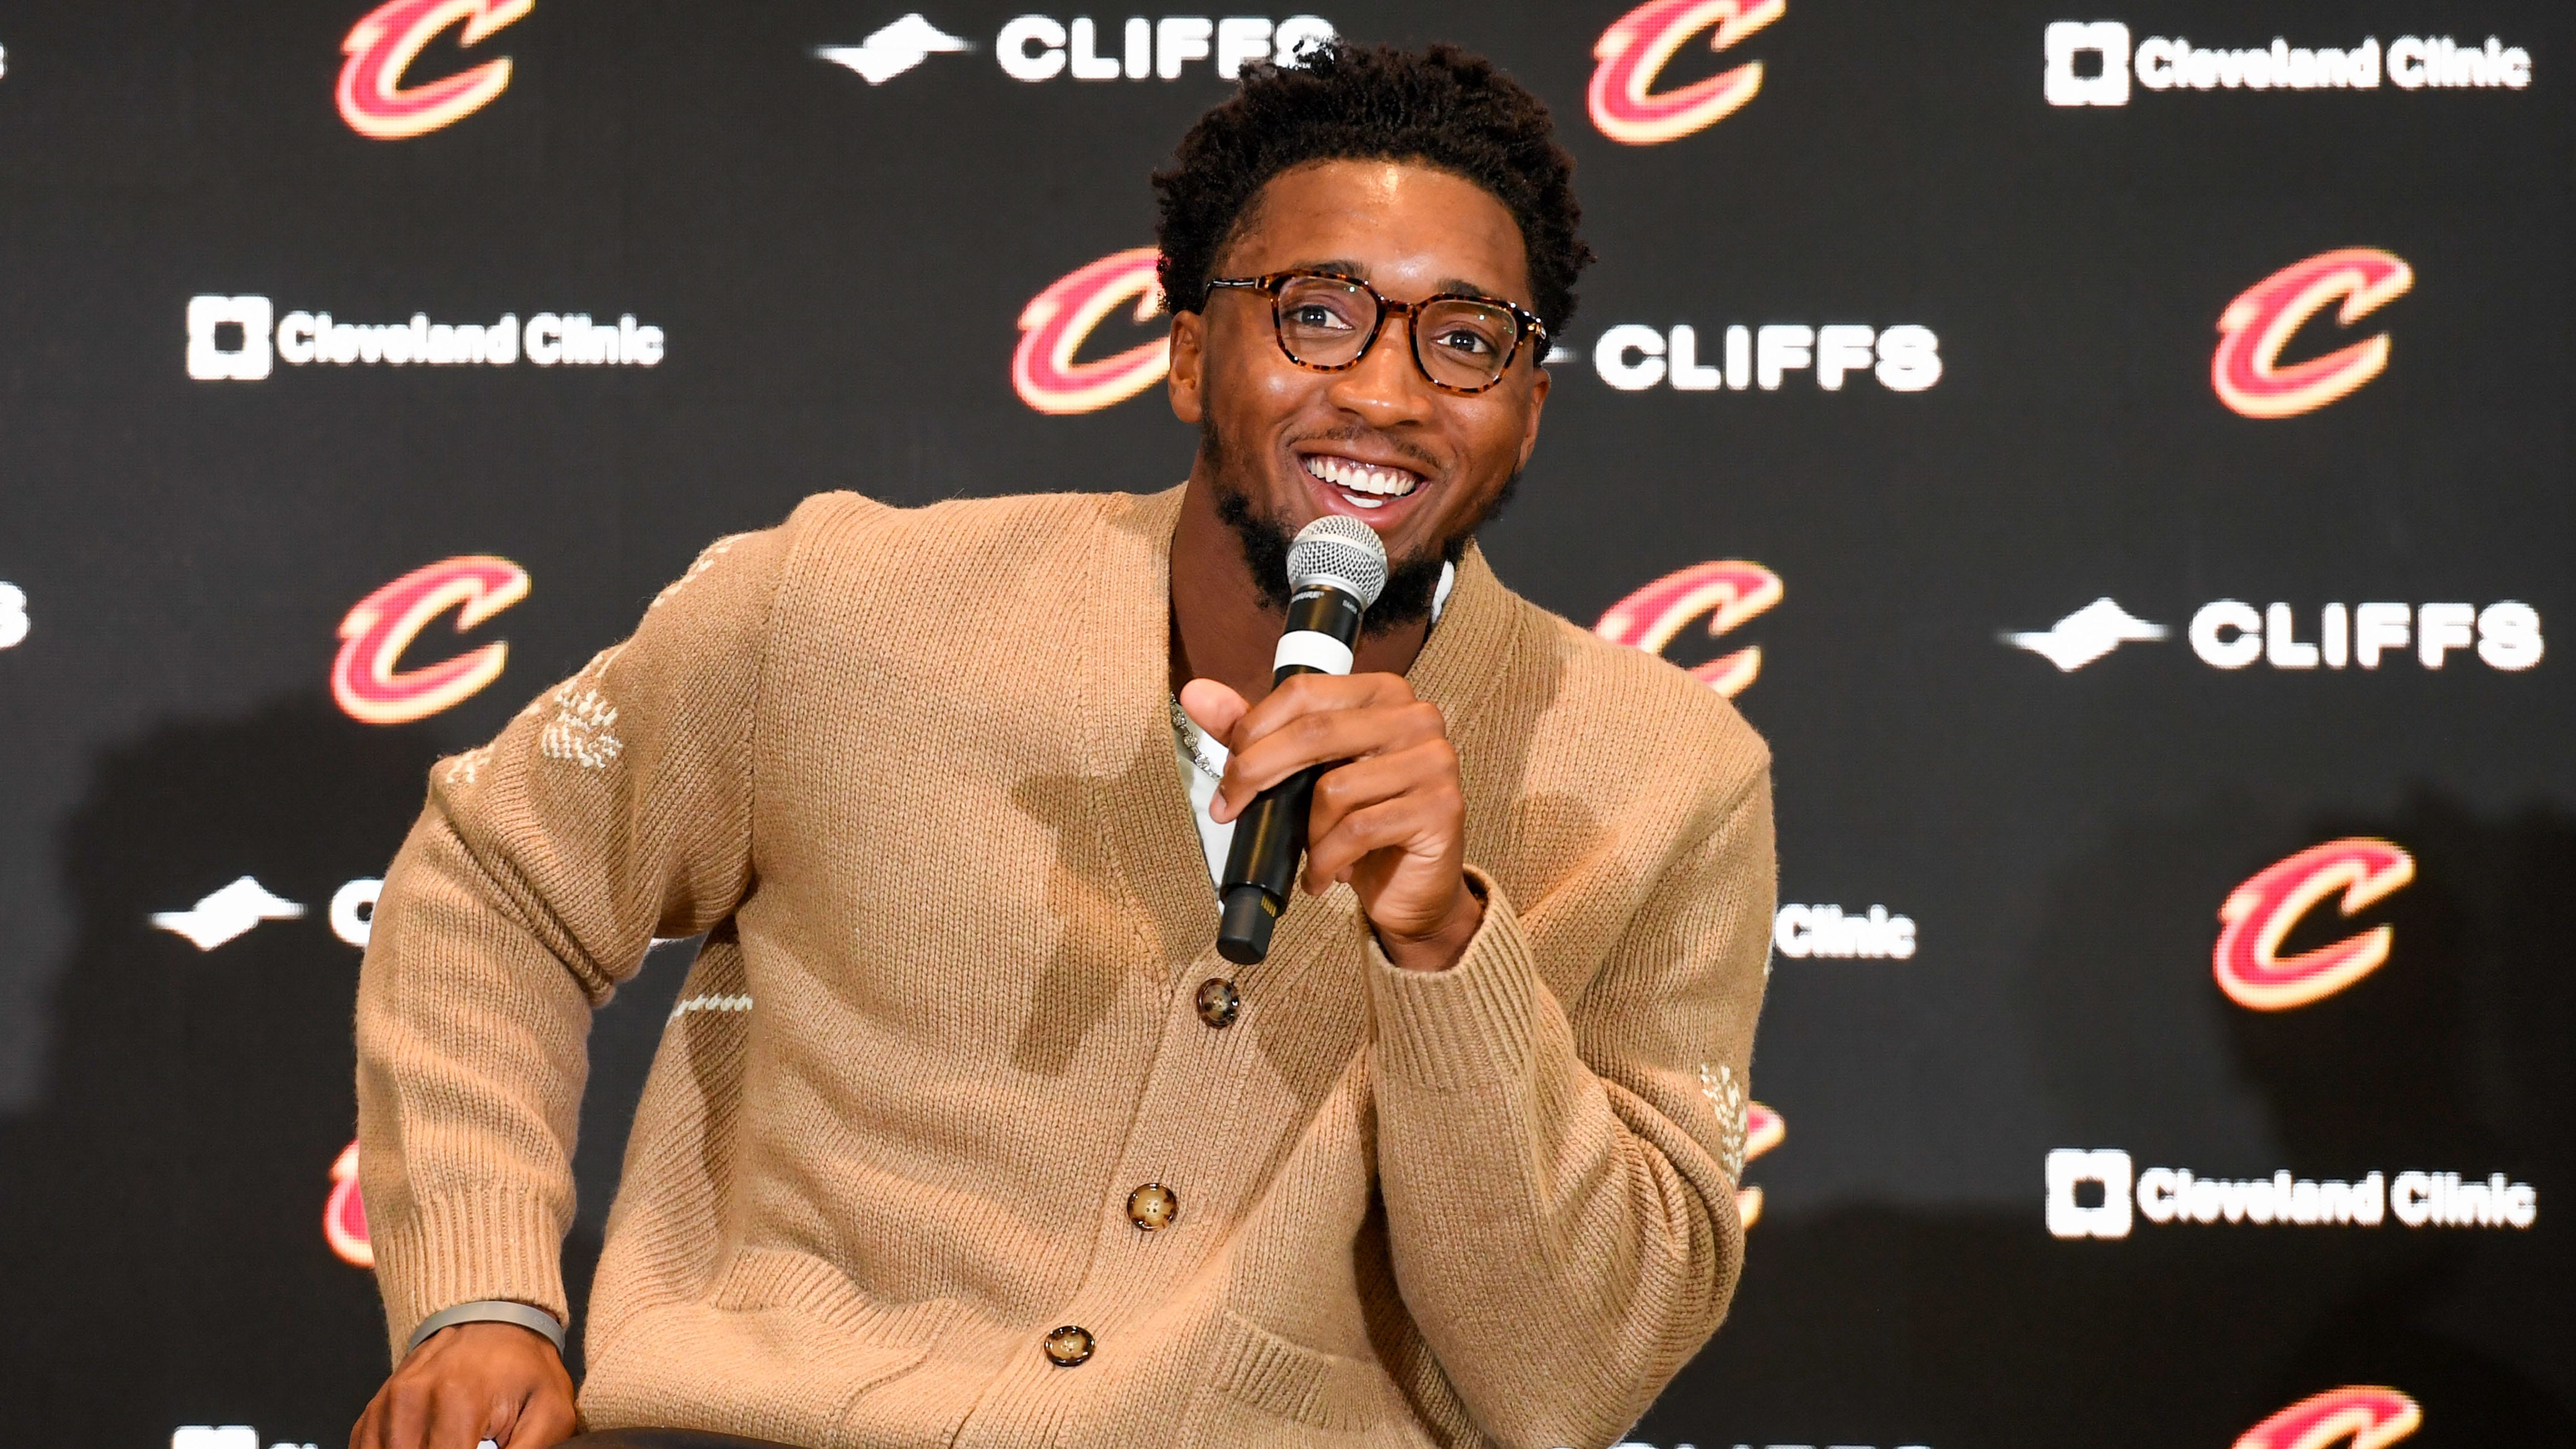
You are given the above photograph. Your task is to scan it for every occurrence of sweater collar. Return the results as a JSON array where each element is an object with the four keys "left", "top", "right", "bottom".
[{"left": 1087, "top": 484, "right": 1524, "bottom": 977}]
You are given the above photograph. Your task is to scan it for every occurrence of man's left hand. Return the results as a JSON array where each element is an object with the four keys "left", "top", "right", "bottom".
[{"left": 1182, "top": 673, "right": 1483, "bottom": 972}]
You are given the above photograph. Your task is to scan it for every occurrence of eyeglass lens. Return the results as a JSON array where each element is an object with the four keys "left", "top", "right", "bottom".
[{"left": 1273, "top": 275, "right": 1519, "bottom": 390}]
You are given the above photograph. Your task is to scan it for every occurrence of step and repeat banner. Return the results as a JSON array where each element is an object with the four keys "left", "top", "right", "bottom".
[{"left": 1, "top": 0, "right": 2570, "bottom": 1444}]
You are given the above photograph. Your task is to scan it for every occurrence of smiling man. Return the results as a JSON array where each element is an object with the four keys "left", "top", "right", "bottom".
[{"left": 351, "top": 41, "right": 1773, "bottom": 1449}]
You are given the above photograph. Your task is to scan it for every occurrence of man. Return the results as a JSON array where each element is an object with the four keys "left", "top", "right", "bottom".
[{"left": 352, "top": 41, "right": 1772, "bottom": 1449}]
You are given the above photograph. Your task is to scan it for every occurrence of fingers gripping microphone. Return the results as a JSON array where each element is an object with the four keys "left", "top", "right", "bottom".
[{"left": 1215, "top": 515, "right": 1389, "bottom": 965}]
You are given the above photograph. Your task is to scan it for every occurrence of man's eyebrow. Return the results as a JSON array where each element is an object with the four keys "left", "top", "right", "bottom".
[{"left": 1283, "top": 261, "right": 1509, "bottom": 303}]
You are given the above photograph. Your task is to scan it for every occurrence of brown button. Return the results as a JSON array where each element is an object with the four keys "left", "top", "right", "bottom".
[
  {"left": 1127, "top": 1182, "right": 1179, "bottom": 1231},
  {"left": 1195, "top": 977, "right": 1240, "bottom": 1028},
  {"left": 1043, "top": 1324, "right": 1094, "bottom": 1367}
]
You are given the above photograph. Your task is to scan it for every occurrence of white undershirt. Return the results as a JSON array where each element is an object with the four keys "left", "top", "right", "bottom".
[{"left": 1171, "top": 561, "right": 1452, "bottom": 888}]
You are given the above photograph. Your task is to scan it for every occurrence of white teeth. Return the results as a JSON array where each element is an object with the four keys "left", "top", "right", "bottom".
[{"left": 1303, "top": 455, "right": 1418, "bottom": 499}]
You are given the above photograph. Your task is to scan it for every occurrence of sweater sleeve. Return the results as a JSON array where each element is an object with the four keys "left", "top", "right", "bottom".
[
  {"left": 1367, "top": 769, "right": 1775, "bottom": 1449},
  {"left": 354, "top": 511, "right": 801, "bottom": 1363}
]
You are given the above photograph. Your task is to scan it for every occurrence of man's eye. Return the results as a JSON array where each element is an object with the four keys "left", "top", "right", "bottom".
[
  {"left": 1435, "top": 327, "right": 1499, "bottom": 356},
  {"left": 1288, "top": 304, "right": 1357, "bottom": 330}
]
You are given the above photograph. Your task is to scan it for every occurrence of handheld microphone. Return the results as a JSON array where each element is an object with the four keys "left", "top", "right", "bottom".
[{"left": 1214, "top": 514, "right": 1389, "bottom": 965}]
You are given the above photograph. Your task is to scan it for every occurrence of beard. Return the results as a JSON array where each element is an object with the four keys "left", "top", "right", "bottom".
[{"left": 1200, "top": 416, "right": 1522, "bottom": 637}]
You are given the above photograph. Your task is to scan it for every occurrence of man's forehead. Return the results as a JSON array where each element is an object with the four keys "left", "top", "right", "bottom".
[{"left": 1226, "top": 162, "right": 1530, "bottom": 299}]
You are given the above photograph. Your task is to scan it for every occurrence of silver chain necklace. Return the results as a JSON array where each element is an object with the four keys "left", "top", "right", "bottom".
[{"left": 1169, "top": 694, "right": 1225, "bottom": 781}]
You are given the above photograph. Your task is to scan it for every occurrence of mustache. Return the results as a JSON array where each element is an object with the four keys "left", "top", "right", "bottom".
[{"left": 1288, "top": 426, "right": 1444, "bottom": 479}]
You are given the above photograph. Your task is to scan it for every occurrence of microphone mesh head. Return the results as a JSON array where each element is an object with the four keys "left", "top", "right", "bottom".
[{"left": 1287, "top": 515, "right": 1389, "bottom": 609}]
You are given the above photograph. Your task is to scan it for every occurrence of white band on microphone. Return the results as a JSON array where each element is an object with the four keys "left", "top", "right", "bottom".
[{"left": 1274, "top": 629, "right": 1355, "bottom": 677}]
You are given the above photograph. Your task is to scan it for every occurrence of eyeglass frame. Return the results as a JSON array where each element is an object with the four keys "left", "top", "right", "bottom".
[{"left": 1201, "top": 271, "right": 1550, "bottom": 396}]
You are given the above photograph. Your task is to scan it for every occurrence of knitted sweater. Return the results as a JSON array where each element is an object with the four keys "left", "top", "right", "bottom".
[{"left": 355, "top": 485, "right": 1774, "bottom": 1449}]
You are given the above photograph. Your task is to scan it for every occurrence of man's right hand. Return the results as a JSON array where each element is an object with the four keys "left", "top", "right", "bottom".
[{"left": 350, "top": 1320, "right": 577, "bottom": 1449}]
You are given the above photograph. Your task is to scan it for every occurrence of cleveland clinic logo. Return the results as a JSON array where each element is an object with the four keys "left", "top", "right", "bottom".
[
  {"left": 2045, "top": 1149, "right": 2537, "bottom": 1240},
  {"left": 815, "top": 13, "right": 1333, "bottom": 86},
  {"left": 2044, "top": 22, "right": 2533, "bottom": 107},
  {"left": 186, "top": 296, "right": 663, "bottom": 380}
]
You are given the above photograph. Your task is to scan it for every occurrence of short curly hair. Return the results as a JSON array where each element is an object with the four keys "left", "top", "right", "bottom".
[{"left": 1153, "top": 39, "right": 1593, "bottom": 339}]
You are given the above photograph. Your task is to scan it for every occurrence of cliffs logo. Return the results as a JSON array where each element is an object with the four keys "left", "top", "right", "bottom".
[
  {"left": 1014, "top": 248, "right": 1170, "bottom": 415},
  {"left": 1593, "top": 321, "right": 1942, "bottom": 393},
  {"left": 2216, "top": 838, "right": 2413, "bottom": 1011},
  {"left": 1589, "top": 0, "right": 1783, "bottom": 146},
  {"left": 2238, "top": 1388, "right": 2420, "bottom": 1449},
  {"left": 333, "top": 556, "right": 530, "bottom": 724},
  {"left": 1595, "top": 560, "right": 1782, "bottom": 697},
  {"left": 2214, "top": 248, "right": 2412, "bottom": 419},
  {"left": 338, "top": 0, "right": 533, "bottom": 139}
]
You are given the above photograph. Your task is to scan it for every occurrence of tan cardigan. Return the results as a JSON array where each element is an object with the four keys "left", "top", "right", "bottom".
[{"left": 356, "top": 485, "right": 1774, "bottom": 1449}]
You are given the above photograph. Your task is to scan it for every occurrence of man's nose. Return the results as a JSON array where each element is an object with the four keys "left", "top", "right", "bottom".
[{"left": 1323, "top": 314, "right": 1438, "bottom": 428}]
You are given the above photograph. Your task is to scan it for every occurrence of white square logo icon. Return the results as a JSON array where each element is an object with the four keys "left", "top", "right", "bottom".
[
  {"left": 2045, "top": 21, "right": 2132, "bottom": 107},
  {"left": 2046, "top": 1148, "right": 2134, "bottom": 1239},
  {"left": 186, "top": 295, "right": 274, "bottom": 381}
]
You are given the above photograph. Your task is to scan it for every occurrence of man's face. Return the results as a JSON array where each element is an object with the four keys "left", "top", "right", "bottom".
[{"left": 1169, "top": 159, "right": 1550, "bottom": 609}]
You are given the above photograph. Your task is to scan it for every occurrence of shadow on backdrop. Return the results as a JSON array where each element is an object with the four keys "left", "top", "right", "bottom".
[
  {"left": 1636, "top": 792, "right": 2572, "bottom": 1447},
  {"left": 0, "top": 694, "right": 687, "bottom": 1439}
]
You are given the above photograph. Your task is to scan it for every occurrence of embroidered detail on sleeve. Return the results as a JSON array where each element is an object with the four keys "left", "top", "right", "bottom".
[
  {"left": 651, "top": 536, "right": 743, "bottom": 611},
  {"left": 669, "top": 993, "right": 753, "bottom": 1021},
  {"left": 1699, "top": 1062, "right": 1748, "bottom": 1181},
  {"left": 442, "top": 744, "right": 493, "bottom": 787},
  {"left": 539, "top": 684, "right": 624, "bottom": 769}
]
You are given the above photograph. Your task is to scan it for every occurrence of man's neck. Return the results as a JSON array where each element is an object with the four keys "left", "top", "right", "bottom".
[{"left": 1168, "top": 473, "right": 1435, "bottom": 705}]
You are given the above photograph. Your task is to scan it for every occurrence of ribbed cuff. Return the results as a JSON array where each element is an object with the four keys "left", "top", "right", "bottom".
[
  {"left": 1366, "top": 866, "right": 1540, "bottom": 1092},
  {"left": 371, "top": 1188, "right": 570, "bottom": 1362}
]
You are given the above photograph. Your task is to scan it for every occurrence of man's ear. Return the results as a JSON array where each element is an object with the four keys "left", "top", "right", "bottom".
[{"left": 1167, "top": 308, "right": 1205, "bottom": 425}]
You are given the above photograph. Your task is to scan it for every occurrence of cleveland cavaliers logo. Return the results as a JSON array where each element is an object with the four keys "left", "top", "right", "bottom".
[
  {"left": 1589, "top": 0, "right": 1784, "bottom": 146},
  {"left": 1738, "top": 1101, "right": 1783, "bottom": 1226},
  {"left": 1014, "top": 248, "right": 1171, "bottom": 415},
  {"left": 2214, "top": 838, "right": 2414, "bottom": 1011},
  {"left": 333, "top": 556, "right": 530, "bottom": 724},
  {"left": 338, "top": 0, "right": 534, "bottom": 140},
  {"left": 2213, "top": 248, "right": 2413, "bottom": 419},
  {"left": 2235, "top": 1387, "right": 2421, "bottom": 1449},
  {"left": 324, "top": 1139, "right": 372, "bottom": 1267},
  {"left": 1595, "top": 560, "right": 1783, "bottom": 697}
]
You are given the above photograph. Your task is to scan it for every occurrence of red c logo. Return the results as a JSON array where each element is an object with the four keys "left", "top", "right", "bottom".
[
  {"left": 333, "top": 556, "right": 530, "bottom": 724},
  {"left": 324, "top": 1139, "right": 372, "bottom": 1268},
  {"left": 2213, "top": 248, "right": 2413, "bottom": 419},
  {"left": 2235, "top": 1387, "right": 2422, "bottom": 1449},
  {"left": 1589, "top": 0, "right": 1785, "bottom": 146},
  {"left": 338, "top": 0, "right": 535, "bottom": 140},
  {"left": 2215, "top": 839, "right": 2415, "bottom": 1011},
  {"left": 1738, "top": 1101, "right": 1784, "bottom": 1227},
  {"left": 1013, "top": 248, "right": 1170, "bottom": 416},
  {"left": 1595, "top": 560, "right": 1783, "bottom": 697}
]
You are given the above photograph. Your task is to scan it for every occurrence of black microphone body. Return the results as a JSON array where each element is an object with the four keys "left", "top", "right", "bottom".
[{"left": 1215, "top": 583, "right": 1366, "bottom": 964}]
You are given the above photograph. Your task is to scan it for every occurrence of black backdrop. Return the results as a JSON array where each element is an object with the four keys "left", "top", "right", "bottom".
[{"left": 1, "top": 0, "right": 2571, "bottom": 1444}]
